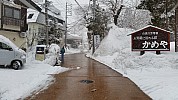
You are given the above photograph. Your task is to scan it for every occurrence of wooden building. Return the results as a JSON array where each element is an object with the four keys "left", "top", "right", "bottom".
[{"left": 0, "top": 0, "right": 41, "bottom": 48}]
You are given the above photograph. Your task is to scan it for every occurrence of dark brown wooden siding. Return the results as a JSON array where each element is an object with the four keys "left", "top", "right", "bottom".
[{"left": 21, "top": 7, "right": 28, "bottom": 32}]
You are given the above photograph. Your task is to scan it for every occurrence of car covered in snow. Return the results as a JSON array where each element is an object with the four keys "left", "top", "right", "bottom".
[{"left": 0, "top": 35, "right": 26, "bottom": 70}]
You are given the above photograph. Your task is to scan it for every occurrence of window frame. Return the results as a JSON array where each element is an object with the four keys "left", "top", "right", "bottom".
[
  {"left": 0, "top": 42, "right": 13, "bottom": 51},
  {"left": 28, "top": 13, "right": 34, "bottom": 19},
  {"left": 4, "top": 5, "right": 21, "bottom": 19}
]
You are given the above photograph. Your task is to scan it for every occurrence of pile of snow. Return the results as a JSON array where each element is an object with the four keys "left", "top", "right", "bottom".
[
  {"left": 0, "top": 44, "right": 70, "bottom": 100},
  {"left": 0, "top": 62, "right": 69, "bottom": 100},
  {"left": 93, "top": 24, "right": 133, "bottom": 56},
  {"left": 90, "top": 24, "right": 178, "bottom": 100},
  {"left": 43, "top": 44, "right": 61, "bottom": 65}
]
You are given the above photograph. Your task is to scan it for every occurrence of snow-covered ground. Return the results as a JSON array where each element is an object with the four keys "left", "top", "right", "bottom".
[
  {"left": 0, "top": 45, "right": 72, "bottom": 100},
  {"left": 88, "top": 24, "right": 178, "bottom": 100}
]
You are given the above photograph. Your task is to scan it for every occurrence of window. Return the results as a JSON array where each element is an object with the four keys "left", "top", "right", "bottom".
[
  {"left": 5, "top": 7, "right": 13, "bottom": 17},
  {"left": 0, "top": 42, "right": 12, "bottom": 51},
  {"left": 14, "top": 9, "right": 20, "bottom": 19},
  {"left": 28, "top": 14, "right": 34, "bottom": 19},
  {"left": 4, "top": 6, "right": 20, "bottom": 19}
]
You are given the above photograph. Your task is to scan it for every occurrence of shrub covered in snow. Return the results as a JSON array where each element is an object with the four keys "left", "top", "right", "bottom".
[{"left": 43, "top": 44, "right": 61, "bottom": 66}]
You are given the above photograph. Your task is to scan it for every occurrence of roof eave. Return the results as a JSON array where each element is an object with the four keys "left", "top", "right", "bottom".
[{"left": 19, "top": 0, "right": 41, "bottom": 12}]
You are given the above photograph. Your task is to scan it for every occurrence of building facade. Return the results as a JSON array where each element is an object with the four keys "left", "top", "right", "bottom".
[
  {"left": 27, "top": 1, "right": 65, "bottom": 47},
  {"left": 0, "top": 0, "right": 41, "bottom": 48}
]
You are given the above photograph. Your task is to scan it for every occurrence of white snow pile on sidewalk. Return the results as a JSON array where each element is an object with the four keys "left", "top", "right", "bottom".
[
  {"left": 89, "top": 23, "right": 178, "bottom": 100},
  {"left": 43, "top": 44, "right": 61, "bottom": 65},
  {"left": 0, "top": 45, "right": 69, "bottom": 100}
]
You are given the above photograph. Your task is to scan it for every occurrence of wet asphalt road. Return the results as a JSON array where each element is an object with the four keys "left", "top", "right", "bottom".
[{"left": 27, "top": 53, "right": 151, "bottom": 100}]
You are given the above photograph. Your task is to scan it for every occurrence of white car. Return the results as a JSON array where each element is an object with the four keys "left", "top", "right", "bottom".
[{"left": 0, "top": 35, "right": 26, "bottom": 70}]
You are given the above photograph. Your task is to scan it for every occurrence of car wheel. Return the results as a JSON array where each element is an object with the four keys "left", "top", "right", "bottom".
[{"left": 12, "top": 61, "right": 21, "bottom": 70}]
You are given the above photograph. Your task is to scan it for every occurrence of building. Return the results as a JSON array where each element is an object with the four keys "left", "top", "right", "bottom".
[
  {"left": 66, "top": 33, "right": 82, "bottom": 48},
  {"left": 27, "top": 0, "right": 65, "bottom": 47},
  {"left": 0, "top": 0, "right": 41, "bottom": 48}
]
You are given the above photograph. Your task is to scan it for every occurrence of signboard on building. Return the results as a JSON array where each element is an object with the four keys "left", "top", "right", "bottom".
[{"left": 130, "top": 25, "right": 170, "bottom": 51}]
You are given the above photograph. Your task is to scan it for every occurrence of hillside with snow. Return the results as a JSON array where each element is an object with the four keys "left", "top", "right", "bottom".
[{"left": 89, "top": 24, "right": 178, "bottom": 100}]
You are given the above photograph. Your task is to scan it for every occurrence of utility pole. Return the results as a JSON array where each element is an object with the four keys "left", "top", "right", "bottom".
[
  {"left": 165, "top": 0, "right": 168, "bottom": 30},
  {"left": 45, "top": 0, "right": 49, "bottom": 46},
  {"left": 92, "top": 0, "right": 96, "bottom": 54},
  {"left": 65, "top": 2, "right": 72, "bottom": 47},
  {"left": 65, "top": 2, "right": 67, "bottom": 47}
]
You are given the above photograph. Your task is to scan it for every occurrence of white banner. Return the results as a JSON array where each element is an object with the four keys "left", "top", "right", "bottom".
[{"left": 94, "top": 35, "right": 100, "bottom": 49}]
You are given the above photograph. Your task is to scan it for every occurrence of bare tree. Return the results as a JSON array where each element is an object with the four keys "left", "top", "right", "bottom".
[
  {"left": 26, "top": 32, "right": 37, "bottom": 49},
  {"left": 99, "top": 0, "right": 124, "bottom": 25},
  {"left": 117, "top": 8, "right": 151, "bottom": 29}
]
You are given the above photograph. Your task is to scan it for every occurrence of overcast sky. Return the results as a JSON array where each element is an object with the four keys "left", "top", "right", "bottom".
[{"left": 50, "top": 0, "right": 140, "bottom": 22}]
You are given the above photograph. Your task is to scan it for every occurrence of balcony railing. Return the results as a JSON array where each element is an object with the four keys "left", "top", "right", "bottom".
[{"left": 3, "top": 17, "right": 24, "bottom": 26}]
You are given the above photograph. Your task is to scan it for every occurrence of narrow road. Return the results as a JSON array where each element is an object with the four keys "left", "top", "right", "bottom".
[{"left": 28, "top": 53, "right": 151, "bottom": 100}]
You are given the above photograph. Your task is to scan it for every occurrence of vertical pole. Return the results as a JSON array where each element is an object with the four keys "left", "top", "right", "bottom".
[
  {"left": 65, "top": 2, "right": 67, "bottom": 47},
  {"left": 165, "top": 0, "right": 168, "bottom": 30},
  {"left": 45, "top": 0, "right": 49, "bottom": 46},
  {"left": 175, "top": 8, "right": 178, "bottom": 52},
  {"left": 92, "top": 0, "right": 96, "bottom": 54}
]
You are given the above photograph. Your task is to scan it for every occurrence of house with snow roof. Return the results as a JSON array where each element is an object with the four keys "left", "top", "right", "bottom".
[
  {"left": 0, "top": 0, "right": 41, "bottom": 48},
  {"left": 27, "top": 0, "right": 65, "bottom": 46}
]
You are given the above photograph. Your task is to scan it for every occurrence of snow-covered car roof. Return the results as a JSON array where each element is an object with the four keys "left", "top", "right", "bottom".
[{"left": 0, "top": 35, "right": 18, "bottom": 48}]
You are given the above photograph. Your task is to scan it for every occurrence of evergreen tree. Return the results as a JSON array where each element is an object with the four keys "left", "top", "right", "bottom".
[{"left": 137, "top": 0, "right": 176, "bottom": 31}]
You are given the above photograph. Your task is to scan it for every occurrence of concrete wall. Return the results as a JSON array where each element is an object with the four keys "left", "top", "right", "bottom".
[
  {"left": 3, "top": 25, "right": 20, "bottom": 31},
  {"left": 0, "top": 30, "right": 26, "bottom": 48},
  {"left": 27, "top": 23, "right": 46, "bottom": 45}
]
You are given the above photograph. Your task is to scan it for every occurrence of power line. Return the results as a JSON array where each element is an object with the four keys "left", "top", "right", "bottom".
[
  {"left": 53, "top": 0, "right": 66, "bottom": 11},
  {"left": 67, "top": 17, "right": 85, "bottom": 30},
  {"left": 74, "top": 0, "right": 90, "bottom": 18}
]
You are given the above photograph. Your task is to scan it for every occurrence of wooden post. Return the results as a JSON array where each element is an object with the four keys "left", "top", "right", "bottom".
[
  {"left": 140, "top": 51, "right": 145, "bottom": 55},
  {"left": 156, "top": 51, "right": 161, "bottom": 55}
]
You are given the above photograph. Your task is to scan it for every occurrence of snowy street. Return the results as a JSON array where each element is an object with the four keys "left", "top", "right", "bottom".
[
  {"left": 1, "top": 0, "right": 178, "bottom": 100},
  {"left": 0, "top": 57, "right": 69, "bottom": 100},
  {"left": 25, "top": 53, "right": 151, "bottom": 100}
]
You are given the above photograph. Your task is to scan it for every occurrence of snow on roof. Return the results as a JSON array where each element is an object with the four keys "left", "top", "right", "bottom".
[
  {"left": 41, "top": 4, "right": 64, "bottom": 21},
  {"left": 129, "top": 25, "right": 173, "bottom": 36},
  {"left": 27, "top": 3, "right": 64, "bottom": 24},
  {"left": 67, "top": 33, "right": 82, "bottom": 40}
]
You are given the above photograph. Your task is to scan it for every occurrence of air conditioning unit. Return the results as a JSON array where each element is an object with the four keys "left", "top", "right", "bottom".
[{"left": 19, "top": 32, "right": 27, "bottom": 38}]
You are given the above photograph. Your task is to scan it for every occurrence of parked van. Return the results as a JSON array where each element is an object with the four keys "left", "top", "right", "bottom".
[{"left": 0, "top": 35, "right": 26, "bottom": 70}]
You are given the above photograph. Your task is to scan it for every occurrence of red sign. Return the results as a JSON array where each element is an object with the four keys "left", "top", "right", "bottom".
[{"left": 131, "top": 25, "right": 170, "bottom": 51}]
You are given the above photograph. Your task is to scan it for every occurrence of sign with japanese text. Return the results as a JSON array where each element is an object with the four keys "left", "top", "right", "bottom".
[
  {"left": 131, "top": 25, "right": 170, "bottom": 51},
  {"left": 94, "top": 35, "right": 100, "bottom": 49}
]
